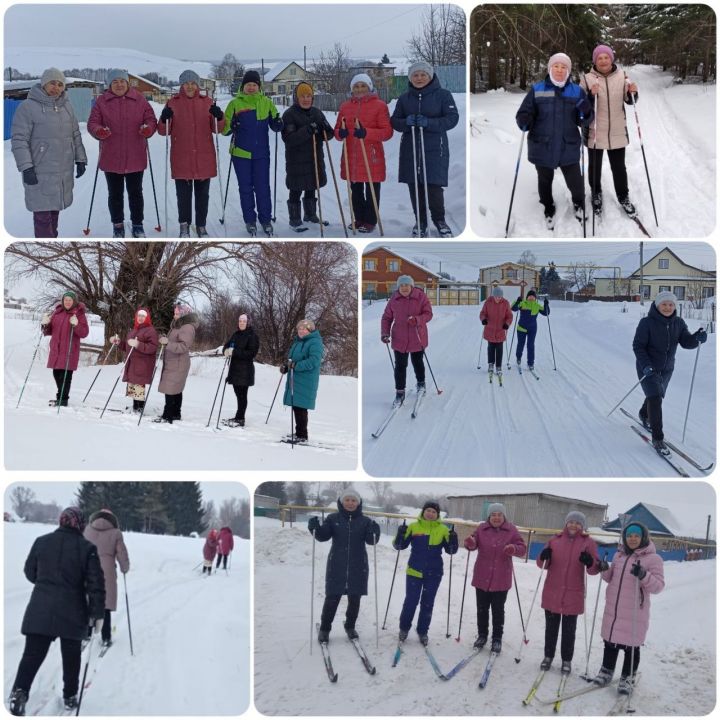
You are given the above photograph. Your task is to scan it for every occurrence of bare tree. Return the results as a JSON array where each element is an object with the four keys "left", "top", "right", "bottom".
[
  {"left": 565, "top": 262, "right": 598, "bottom": 293},
  {"left": 311, "top": 43, "right": 353, "bottom": 95},
  {"left": 407, "top": 5, "right": 466, "bottom": 66},
  {"left": 212, "top": 53, "right": 244, "bottom": 94},
  {"left": 685, "top": 268, "right": 714, "bottom": 309},
  {"left": 10, "top": 486, "right": 36, "bottom": 518},
  {"left": 518, "top": 249, "right": 537, "bottom": 267},
  {"left": 218, "top": 497, "right": 250, "bottom": 539}
]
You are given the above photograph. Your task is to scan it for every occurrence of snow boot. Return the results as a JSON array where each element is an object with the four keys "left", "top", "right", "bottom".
[
  {"left": 318, "top": 629, "right": 330, "bottom": 644},
  {"left": 398, "top": 629, "right": 408, "bottom": 642},
  {"left": 101, "top": 638, "right": 112, "bottom": 649},
  {"left": 287, "top": 200, "right": 303, "bottom": 229},
  {"left": 561, "top": 660, "right": 572, "bottom": 675},
  {"left": 357, "top": 222, "right": 375, "bottom": 234},
  {"left": 112, "top": 223, "right": 125, "bottom": 238},
  {"left": 652, "top": 438, "right": 671, "bottom": 457},
  {"left": 573, "top": 203, "right": 584, "bottom": 224},
  {"left": 195, "top": 226, "right": 209, "bottom": 238},
  {"left": 417, "top": 632, "right": 429, "bottom": 646},
  {"left": 393, "top": 390, "right": 405, "bottom": 408},
  {"left": 261, "top": 221, "right": 274, "bottom": 237},
  {"left": 544, "top": 205, "right": 556, "bottom": 231},
  {"left": 9, "top": 688, "right": 28, "bottom": 716},
  {"left": 593, "top": 667, "right": 614, "bottom": 687},
  {"left": 619, "top": 197, "right": 637, "bottom": 217},
  {"left": 153, "top": 416, "right": 173, "bottom": 424},
  {"left": 490, "top": 638, "right": 502, "bottom": 654},
  {"left": 178, "top": 222, "right": 190, "bottom": 238},
  {"left": 528, "top": 364, "right": 534, "bottom": 372},
  {"left": 618, "top": 675, "right": 635, "bottom": 695},
  {"left": 131, "top": 224, "right": 146, "bottom": 238},
  {"left": 434, "top": 219, "right": 453, "bottom": 237},
  {"left": 639, "top": 411, "right": 651, "bottom": 431},
  {"left": 412, "top": 222, "right": 427, "bottom": 238},
  {"left": 540, "top": 657, "right": 553, "bottom": 670},
  {"left": 591, "top": 192, "right": 603, "bottom": 216},
  {"left": 245, "top": 222, "right": 257, "bottom": 236},
  {"left": 416, "top": 381, "right": 426, "bottom": 393},
  {"left": 302, "top": 197, "right": 320, "bottom": 223},
  {"left": 63, "top": 696, "right": 79, "bottom": 712},
  {"left": 345, "top": 625, "right": 359, "bottom": 640},
  {"left": 473, "top": 635, "right": 487, "bottom": 650}
]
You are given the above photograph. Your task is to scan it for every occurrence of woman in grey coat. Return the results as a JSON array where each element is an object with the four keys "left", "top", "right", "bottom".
[
  {"left": 155, "top": 303, "right": 198, "bottom": 423},
  {"left": 10, "top": 68, "right": 87, "bottom": 238}
]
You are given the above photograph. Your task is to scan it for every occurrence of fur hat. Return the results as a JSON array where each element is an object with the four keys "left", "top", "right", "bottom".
[
  {"left": 592, "top": 44, "right": 615, "bottom": 65},
  {"left": 565, "top": 511, "right": 587, "bottom": 530},
  {"left": 41, "top": 67, "right": 66, "bottom": 87},
  {"left": 107, "top": 69, "right": 129, "bottom": 86},
  {"left": 397, "top": 275, "right": 415, "bottom": 288},
  {"left": 350, "top": 73, "right": 374, "bottom": 92},
  {"left": 487, "top": 502, "right": 506, "bottom": 519},
  {"left": 242, "top": 70, "right": 261, "bottom": 88},
  {"left": 654, "top": 291, "right": 677, "bottom": 307},
  {"left": 179, "top": 69, "right": 200, "bottom": 85},
  {"left": 59, "top": 506, "right": 86, "bottom": 532},
  {"left": 408, "top": 61, "right": 434, "bottom": 79}
]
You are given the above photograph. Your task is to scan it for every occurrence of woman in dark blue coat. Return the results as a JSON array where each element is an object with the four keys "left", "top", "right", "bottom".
[
  {"left": 632, "top": 291, "right": 706, "bottom": 454},
  {"left": 308, "top": 489, "right": 380, "bottom": 643},
  {"left": 222, "top": 313, "right": 260, "bottom": 426},
  {"left": 391, "top": 61, "right": 459, "bottom": 237},
  {"left": 516, "top": 52, "right": 592, "bottom": 229}
]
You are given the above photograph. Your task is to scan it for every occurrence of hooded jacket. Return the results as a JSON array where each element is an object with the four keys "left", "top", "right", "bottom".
[
  {"left": 84, "top": 510, "right": 130, "bottom": 611},
  {"left": 203, "top": 532, "right": 219, "bottom": 561},
  {"left": 381, "top": 288, "right": 433, "bottom": 353},
  {"left": 158, "top": 312, "right": 198, "bottom": 395},
  {"left": 43, "top": 300, "right": 90, "bottom": 370},
  {"left": 512, "top": 297, "right": 549, "bottom": 334},
  {"left": 223, "top": 326, "right": 260, "bottom": 386},
  {"left": 480, "top": 296, "right": 513, "bottom": 343},
  {"left": 222, "top": 89, "right": 279, "bottom": 160},
  {"left": 282, "top": 329, "right": 324, "bottom": 410},
  {"left": 393, "top": 514, "right": 458, "bottom": 579},
  {"left": 465, "top": 519, "right": 527, "bottom": 592},
  {"left": 218, "top": 527, "right": 234, "bottom": 555}
]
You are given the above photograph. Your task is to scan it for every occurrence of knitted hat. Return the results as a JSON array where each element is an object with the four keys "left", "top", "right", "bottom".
[
  {"left": 654, "top": 291, "right": 677, "bottom": 307},
  {"left": 565, "top": 511, "right": 587, "bottom": 530},
  {"left": 526, "top": 289, "right": 537, "bottom": 299},
  {"left": 592, "top": 44, "right": 615, "bottom": 65},
  {"left": 350, "top": 73, "right": 374, "bottom": 92},
  {"left": 547, "top": 53, "right": 572, "bottom": 86},
  {"left": 238, "top": 313, "right": 251, "bottom": 326},
  {"left": 295, "top": 82, "right": 314, "bottom": 98},
  {"left": 397, "top": 275, "right": 415, "bottom": 288},
  {"left": 408, "top": 61, "right": 434, "bottom": 79},
  {"left": 487, "top": 502, "right": 506, "bottom": 519},
  {"left": 107, "top": 69, "right": 129, "bottom": 86},
  {"left": 622, "top": 521, "right": 649, "bottom": 550},
  {"left": 179, "top": 69, "right": 200, "bottom": 85},
  {"left": 59, "top": 506, "right": 86, "bottom": 532},
  {"left": 340, "top": 488, "right": 362, "bottom": 503},
  {"left": 242, "top": 70, "right": 261, "bottom": 88},
  {"left": 41, "top": 67, "right": 66, "bottom": 87},
  {"left": 492, "top": 287, "right": 504, "bottom": 298},
  {"left": 422, "top": 500, "right": 441, "bottom": 515},
  {"left": 174, "top": 302, "right": 193, "bottom": 316},
  {"left": 624, "top": 524, "right": 643, "bottom": 536},
  {"left": 62, "top": 290, "right": 77, "bottom": 301}
]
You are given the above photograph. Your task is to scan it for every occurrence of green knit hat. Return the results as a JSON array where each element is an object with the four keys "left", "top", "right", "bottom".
[{"left": 62, "top": 290, "right": 77, "bottom": 301}]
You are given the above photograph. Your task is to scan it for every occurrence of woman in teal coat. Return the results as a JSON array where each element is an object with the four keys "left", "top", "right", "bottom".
[{"left": 280, "top": 318, "right": 324, "bottom": 442}]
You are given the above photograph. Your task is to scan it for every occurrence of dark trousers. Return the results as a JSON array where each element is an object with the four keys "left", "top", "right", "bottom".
[
  {"left": 288, "top": 189, "right": 315, "bottom": 202},
  {"left": 101, "top": 609, "right": 112, "bottom": 642},
  {"left": 407, "top": 184, "right": 445, "bottom": 225},
  {"left": 105, "top": 171, "right": 144, "bottom": 225},
  {"left": 216, "top": 552, "right": 229, "bottom": 569},
  {"left": 399, "top": 573, "right": 442, "bottom": 635},
  {"left": 162, "top": 392, "right": 183, "bottom": 420},
  {"left": 52, "top": 368, "right": 73, "bottom": 405},
  {"left": 536, "top": 164, "right": 584, "bottom": 212},
  {"left": 350, "top": 182, "right": 381, "bottom": 226},
  {"left": 175, "top": 178, "right": 210, "bottom": 226},
  {"left": 13, "top": 634, "right": 81, "bottom": 698},
  {"left": 601, "top": 640, "right": 640, "bottom": 676},
  {"left": 232, "top": 384, "right": 249, "bottom": 421},
  {"left": 33, "top": 210, "right": 59, "bottom": 238},
  {"left": 476, "top": 588, "right": 509, "bottom": 639},
  {"left": 487, "top": 341, "right": 504, "bottom": 369},
  {"left": 232, "top": 156, "right": 272, "bottom": 224},
  {"left": 292, "top": 406, "right": 308, "bottom": 439},
  {"left": 516, "top": 327, "right": 538, "bottom": 366},
  {"left": 640, "top": 371, "right": 670, "bottom": 441},
  {"left": 394, "top": 350, "right": 425, "bottom": 391},
  {"left": 587, "top": 147, "right": 629, "bottom": 200},
  {"left": 320, "top": 594, "right": 361, "bottom": 632},
  {"left": 544, "top": 611, "right": 578, "bottom": 661}
]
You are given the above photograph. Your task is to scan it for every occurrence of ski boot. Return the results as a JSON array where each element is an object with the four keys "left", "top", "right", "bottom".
[
  {"left": 617, "top": 675, "right": 635, "bottom": 695},
  {"left": 490, "top": 638, "right": 502, "bottom": 654},
  {"left": 591, "top": 192, "right": 603, "bottom": 216},
  {"left": 261, "top": 222, "right": 274, "bottom": 237},
  {"left": 416, "top": 381, "right": 426, "bottom": 393},
  {"left": 344, "top": 625, "right": 359, "bottom": 640},
  {"left": 63, "top": 695, "right": 79, "bottom": 712},
  {"left": 561, "top": 660, "right": 572, "bottom": 675},
  {"left": 417, "top": 632, "right": 429, "bottom": 646},
  {"left": 112, "top": 223, "right": 125, "bottom": 238},
  {"left": 393, "top": 390, "right": 405, "bottom": 408},
  {"left": 398, "top": 629, "right": 408, "bottom": 642},
  {"left": 544, "top": 205, "right": 556, "bottom": 231},
  {"left": 495, "top": 368, "right": 503, "bottom": 385},
  {"left": 540, "top": 657, "right": 553, "bottom": 670},
  {"left": 153, "top": 416, "right": 173, "bottom": 424},
  {"left": 473, "top": 635, "right": 487, "bottom": 650},
  {"left": 434, "top": 220, "right": 453, "bottom": 237},
  {"left": 245, "top": 222, "right": 257, "bottom": 237},
  {"left": 357, "top": 222, "right": 375, "bottom": 234},
  {"left": 488, "top": 367, "right": 494, "bottom": 383},
  {"left": 101, "top": 638, "right": 112, "bottom": 649},
  {"left": 317, "top": 628, "right": 330, "bottom": 644},
  {"left": 593, "top": 667, "right": 614, "bottom": 687},
  {"left": 131, "top": 224, "right": 146, "bottom": 238},
  {"left": 178, "top": 222, "right": 190, "bottom": 238},
  {"left": 411, "top": 222, "right": 427, "bottom": 238},
  {"left": 619, "top": 197, "right": 637, "bottom": 217},
  {"left": 639, "top": 412, "right": 651, "bottom": 431},
  {"left": 8, "top": 688, "right": 28, "bottom": 716},
  {"left": 528, "top": 364, "right": 534, "bottom": 372},
  {"left": 652, "top": 439, "right": 671, "bottom": 457},
  {"left": 573, "top": 203, "right": 584, "bottom": 225},
  {"left": 195, "top": 226, "right": 209, "bottom": 238}
]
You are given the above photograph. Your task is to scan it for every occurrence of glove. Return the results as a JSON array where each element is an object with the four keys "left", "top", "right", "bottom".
[
  {"left": 22, "top": 167, "right": 38, "bottom": 185},
  {"left": 694, "top": 328, "right": 708, "bottom": 344},
  {"left": 502, "top": 323, "right": 509, "bottom": 330},
  {"left": 75, "top": 162, "right": 86, "bottom": 178},
  {"left": 308, "top": 516, "right": 321, "bottom": 533},
  {"left": 503, "top": 544, "right": 515, "bottom": 556},
  {"left": 209, "top": 104, "right": 224, "bottom": 120},
  {"left": 338, "top": 127, "right": 349, "bottom": 139},
  {"left": 353, "top": 126, "right": 367, "bottom": 139},
  {"left": 224, "top": 347, "right": 234, "bottom": 357},
  {"left": 307, "top": 122, "right": 319, "bottom": 136},
  {"left": 41, "top": 313, "right": 51, "bottom": 325},
  {"left": 381, "top": 334, "right": 390, "bottom": 344},
  {"left": 579, "top": 551, "right": 594, "bottom": 568},
  {"left": 269, "top": 116, "right": 283, "bottom": 132},
  {"left": 405, "top": 115, "right": 417, "bottom": 127},
  {"left": 448, "top": 529, "right": 458, "bottom": 546},
  {"left": 597, "top": 559, "right": 610, "bottom": 572},
  {"left": 539, "top": 547, "right": 552, "bottom": 563},
  {"left": 160, "top": 106, "right": 174, "bottom": 122},
  {"left": 69, "top": 315, "right": 78, "bottom": 327},
  {"left": 127, "top": 337, "right": 139, "bottom": 348},
  {"left": 407, "top": 316, "right": 418, "bottom": 326},
  {"left": 287, "top": 359, "right": 295, "bottom": 370},
  {"left": 415, "top": 114, "right": 428, "bottom": 128},
  {"left": 94, "top": 126, "right": 111, "bottom": 140},
  {"left": 370, "top": 520, "right": 380, "bottom": 538},
  {"left": 481, "top": 319, "right": 488, "bottom": 325},
  {"left": 630, "top": 561, "right": 646, "bottom": 580},
  {"left": 544, "top": 298, "right": 550, "bottom": 308},
  {"left": 280, "top": 363, "right": 288, "bottom": 374},
  {"left": 463, "top": 536, "right": 476, "bottom": 551},
  {"left": 576, "top": 97, "right": 592, "bottom": 120},
  {"left": 231, "top": 114, "right": 241, "bottom": 131},
  {"left": 516, "top": 112, "right": 533, "bottom": 132},
  {"left": 642, "top": 366, "right": 654, "bottom": 378},
  {"left": 159, "top": 336, "right": 169, "bottom": 345},
  {"left": 139, "top": 124, "right": 154, "bottom": 138},
  {"left": 110, "top": 334, "right": 120, "bottom": 345},
  {"left": 394, "top": 522, "right": 407, "bottom": 545}
]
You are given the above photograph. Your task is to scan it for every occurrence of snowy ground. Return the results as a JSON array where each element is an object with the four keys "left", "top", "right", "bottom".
[
  {"left": 4, "top": 91, "right": 466, "bottom": 240},
  {"left": 362, "top": 300, "right": 715, "bottom": 477},
  {"left": 470, "top": 65, "right": 716, "bottom": 238},
  {"left": 254, "top": 518, "right": 715, "bottom": 715},
  {"left": 4, "top": 311, "right": 357, "bottom": 470},
  {"left": 4, "top": 522, "right": 249, "bottom": 715}
]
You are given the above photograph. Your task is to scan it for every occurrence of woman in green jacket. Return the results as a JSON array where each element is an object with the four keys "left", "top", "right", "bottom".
[{"left": 511, "top": 289, "right": 549, "bottom": 371}]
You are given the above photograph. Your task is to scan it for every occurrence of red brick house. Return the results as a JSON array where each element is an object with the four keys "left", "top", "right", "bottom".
[{"left": 362, "top": 246, "right": 440, "bottom": 298}]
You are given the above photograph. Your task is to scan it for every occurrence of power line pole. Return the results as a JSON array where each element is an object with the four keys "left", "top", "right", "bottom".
[{"left": 640, "top": 241, "right": 645, "bottom": 306}]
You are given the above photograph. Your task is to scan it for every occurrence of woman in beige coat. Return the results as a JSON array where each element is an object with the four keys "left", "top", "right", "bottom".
[
  {"left": 84, "top": 509, "right": 130, "bottom": 648},
  {"left": 580, "top": 44, "right": 639, "bottom": 217},
  {"left": 155, "top": 303, "right": 198, "bottom": 423}
]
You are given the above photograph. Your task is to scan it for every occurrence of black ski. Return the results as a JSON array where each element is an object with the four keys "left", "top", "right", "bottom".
[
  {"left": 290, "top": 225, "right": 310, "bottom": 233},
  {"left": 349, "top": 636, "right": 376, "bottom": 675},
  {"left": 630, "top": 425, "right": 690, "bottom": 477},
  {"left": 528, "top": 368, "right": 540, "bottom": 381},
  {"left": 278, "top": 439, "right": 338, "bottom": 451},
  {"left": 316, "top": 623, "right": 338, "bottom": 683},
  {"left": 628, "top": 215, "right": 651, "bottom": 238}
]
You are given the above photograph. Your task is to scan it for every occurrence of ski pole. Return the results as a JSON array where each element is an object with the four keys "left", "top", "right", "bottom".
[
  {"left": 682, "top": 338, "right": 702, "bottom": 443},
  {"left": 82, "top": 342, "right": 118, "bottom": 403},
  {"left": 75, "top": 632, "right": 96, "bottom": 716},
  {"left": 265, "top": 372, "right": 283, "bottom": 424},
  {"left": 82, "top": 153, "right": 100, "bottom": 236},
  {"left": 415, "top": 326, "right": 442, "bottom": 394},
  {"left": 215, "top": 363, "right": 230, "bottom": 430},
  {"left": 477, "top": 334, "right": 484, "bottom": 370},
  {"left": 16, "top": 326, "right": 46, "bottom": 408},
  {"left": 385, "top": 341, "right": 395, "bottom": 372},
  {"left": 418, "top": 124, "right": 432, "bottom": 237},
  {"left": 606, "top": 376, "right": 645, "bottom": 417},
  {"left": 123, "top": 572, "right": 134, "bottom": 656},
  {"left": 382, "top": 538, "right": 401, "bottom": 629},
  {"left": 582, "top": 571, "right": 589, "bottom": 673},
  {"left": 512, "top": 565, "right": 527, "bottom": 643},
  {"left": 207, "top": 354, "right": 231, "bottom": 427},
  {"left": 455, "top": 548, "right": 471, "bottom": 642},
  {"left": 627, "top": 571, "right": 640, "bottom": 711},
  {"left": 355, "top": 119, "right": 384, "bottom": 236},
  {"left": 504, "top": 131, "right": 526, "bottom": 238},
  {"left": 515, "top": 559, "right": 547, "bottom": 664},
  {"left": 411, "top": 125, "right": 422, "bottom": 235},
  {"left": 592, "top": 93, "right": 598, "bottom": 237},
  {"left": 164, "top": 117, "right": 170, "bottom": 237},
  {"left": 219, "top": 134, "right": 235, "bottom": 226},
  {"left": 373, "top": 533, "right": 379, "bottom": 649},
  {"left": 145, "top": 138, "right": 162, "bottom": 232},
  {"left": 213, "top": 113, "right": 224, "bottom": 233},
  {"left": 341, "top": 118, "right": 357, "bottom": 235},
  {"left": 272, "top": 129, "right": 278, "bottom": 222},
  {"left": 192, "top": 561, "right": 203, "bottom": 572},
  {"left": 546, "top": 310, "right": 557, "bottom": 371},
  {"left": 100, "top": 347, "right": 134, "bottom": 418},
  {"left": 289, "top": 364, "right": 295, "bottom": 449},
  {"left": 445, "top": 524, "right": 454, "bottom": 638},
  {"left": 582, "top": 552, "right": 606, "bottom": 680},
  {"left": 628, "top": 86, "right": 658, "bottom": 226},
  {"left": 311, "top": 134, "right": 325, "bottom": 238},
  {"left": 507, "top": 312, "right": 519, "bottom": 369},
  {"left": 310, "top": 528, "right": 316, "bottom": 656},
  {"left": 57, "top": 325, "right": 75, "bottom": 413},
  {"left": 138, "top": 343, "right": 166, "bottom": 427},
  {"left": 580, "top": 112, "right": 587, "bottom": 238},
  {"left": 322, "top": 130, "right": 348, "bottom": 238}
]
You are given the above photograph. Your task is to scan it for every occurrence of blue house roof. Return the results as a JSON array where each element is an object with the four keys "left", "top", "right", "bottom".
[{"left": 602, "top": 502, "right": 681, "bottom": 537}]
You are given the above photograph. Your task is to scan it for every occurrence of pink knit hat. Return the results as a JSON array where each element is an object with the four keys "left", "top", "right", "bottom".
[{"left": 592, "top": 44, "right": 615, "bottom": 65}]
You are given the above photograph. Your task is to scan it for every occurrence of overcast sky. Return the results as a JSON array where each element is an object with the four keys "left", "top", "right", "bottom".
[{"left": 4, "top": 4, "right": 428, "bottom": 60}]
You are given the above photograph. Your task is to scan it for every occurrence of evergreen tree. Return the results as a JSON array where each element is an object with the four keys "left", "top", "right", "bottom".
[
  {"left": 162, "top": 482, "right": 207, "bottom": 536},
  {"left": 381, "top": 53, "right": 391, "bottom": 64},
  {"left": 257, "top": 482, "right": 287, "bottom": 504},
  {"left": 140, "top": 483, "right": 173, "bottom": 535},
  {"left": 76, "top": 481, "right": 144, "bottom": 530}
]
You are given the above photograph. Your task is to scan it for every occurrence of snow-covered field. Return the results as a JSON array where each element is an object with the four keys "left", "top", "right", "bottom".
[
  {"left": 470, "top": 65, "right": 716, "bottom": 237},
  {"left": 254, "top": 518, "right": 715, "bottom": 715},
  {"left": 362, "top": 300, "right": 715, "bottom": 477},
  {"left": 4, "top": 521, "right": 249, "bottom": 715},
  {"left": 4, "top": 311, "right": 357, "bottom": 470},
  {"left": 4, "top": 85, "right": 466, "bottom": 240}
]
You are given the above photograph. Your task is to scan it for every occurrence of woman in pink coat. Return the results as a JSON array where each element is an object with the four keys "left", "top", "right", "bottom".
[
  {"left": 480, "top": 287, "right": 513, "bottom": 379},
  {"left": 593, "top": 522, "right": 664, "bottom": 694},
  {"left": 464, "top": 503, "right": 526, "bottom": 653},
  {"left": 41, "top": 291, "right": 90, "bottom": 407},
  {"left": 87, "top": 69, "right": 157, "bottom": 238},
  {"left": 537, "top": 511, "right": 600, "bottom": 673},
  {"left": 157, "top": 70, "right": 225, "bottom": 237},
  {"left": 380, "top": 275, "right": 433, "bottom": 406},
  {"left": 202, "top": 529, "right": 219, "bottom": 576},
  {"left": 216, "top": 526, "right": 234, "bottom": 570}
]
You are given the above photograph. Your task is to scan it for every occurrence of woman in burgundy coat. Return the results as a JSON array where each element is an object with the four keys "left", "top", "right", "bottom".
[
  {"left": 110, "top": 307, "right": 159, "bottom": 413},
  {"left": 202, "top": 529, "right": 219, "bottom": 576},
  {"left": 216, "top": 526, "right": 234, "bottom": 570},
  {"left": 479, "top": 287, "right": 513, "bottom": 379}
]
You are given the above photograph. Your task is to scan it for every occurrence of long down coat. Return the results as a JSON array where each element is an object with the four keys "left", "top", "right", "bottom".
[
  {"left": 158, "top": 312, "right": 198, "bottom": 395},
  {"left": 21, "top": 527, "right": 106, "bottom": 641},
  {"left": 121, "top": 323, "right": 159, "bottom": 385},
  {"left": 283, "top": 329, "right": 324, "bottom": 410},
  {"left": 311, "top": 499, "right": 380, "bottom": 596},
  {"left": 84, "top": 510, "right": 130, "bottom": 611},
  {"left": 223, "top": 327, "right": 260, "bottom": 387},
  {"left": 381, "top": 288, "right": 433, "bottom": 353},
  {"left": 43, "top": 301, "right": 90, "bottom": 371},
  {"left": 480, "top": 297, "right": 513, "bottom": 343},
  {"left": 465, "top": 520, "right": 527, "bottom": 592},
  {"left": 11, "top": 84, "right": 88, "bottom": 212}
]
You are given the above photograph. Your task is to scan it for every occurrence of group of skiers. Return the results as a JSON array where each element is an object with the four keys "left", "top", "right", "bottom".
[
  {"left": 308, "top": 490, "right": 666, "bottom": 698},
  {"left": 202, "top": 526, "right": 235, "bottom": 575},
  {"left": 11, "top": 62, "right": 459, "bottom": 239},
  {"left": 8, "top": 507, "right": 129, "bottom": 716}
]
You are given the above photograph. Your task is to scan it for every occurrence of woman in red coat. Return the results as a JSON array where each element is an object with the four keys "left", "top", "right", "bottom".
[
  {"left": 480, "top": 287, "right": 513, "bottom": 379},
  {"left": 216, "top": 526, "right": 234, "bottom": 570},
  {"left": 41, "top": 291, "right": 90, "bottom": 406},
  {"left": 157, "top": 70, "right": 225, "bottom": 238},
  {"left": 202, "top": 529, "right": 219, "bottom": 576},
  {"left": 110, "top": 307, "right": 159, "bottom": 413},
  {"left": 334, "top": 73, "right": 393, "bottom": 233}
]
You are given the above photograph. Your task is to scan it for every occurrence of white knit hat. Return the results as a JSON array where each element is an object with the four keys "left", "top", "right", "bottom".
[
  {"left": 654, "top": 291, "right": 677, "bottom": 307},
  {"left": 350, "top": 73, "right": 374, "bottom": 92}
]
